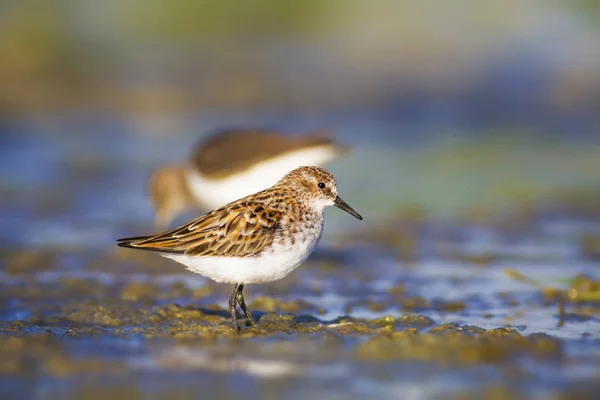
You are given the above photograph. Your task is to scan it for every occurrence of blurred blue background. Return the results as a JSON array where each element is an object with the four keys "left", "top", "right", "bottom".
[
  {"left": 2, "top": 0, "right": 600, "bottom": 246},
  {"left": 1, "top": 2, "right": 599, "bottom": 399}
]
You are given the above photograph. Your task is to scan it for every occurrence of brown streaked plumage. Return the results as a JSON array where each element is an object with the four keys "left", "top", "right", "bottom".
[
  {"left": 119, "top": 200, "right": 282, "bottom": 257},
  {"left": 118, "top": 166, "right": 362, "bottom": 331},
  {"left": 147, "top": 128, "right": 349, "bottom": 230}
]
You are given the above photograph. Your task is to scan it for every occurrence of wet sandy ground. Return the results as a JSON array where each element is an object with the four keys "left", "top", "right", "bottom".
[{"left": 2, "top": 203, "right": 600, "bottom": 399}]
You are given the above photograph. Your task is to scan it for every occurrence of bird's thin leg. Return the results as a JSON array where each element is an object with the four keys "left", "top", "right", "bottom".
[
  {"left": 229, "top": 284, "right": 240, "bottom": 332},
  {"left": 236, "top": 284, "right": 257, "bottom": 328}
]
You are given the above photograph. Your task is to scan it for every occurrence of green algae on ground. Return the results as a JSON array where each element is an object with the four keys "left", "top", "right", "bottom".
[
  {"left": 567, "top": 275, "right": 600, "bottom": 302},
  {"left": 504, "top": 269, "right": 600, "bottom": 304},
  {"left": 398, "top": 314, "right": 435, "bottom": 328},
  {"left": 433, "top": 300, "right": 467, "bottom": 312},
  {"left": 398, "top": 296, "right": 430, "bottom": 310},
  {"left": 370, "top": 315, "right": 396, "bottom": 327},
  {"left": 354, "top": 328, "right": 562, "bottom": 364},
  {"left": 248, "top": 296, "right": 322, "bottom": 314},
  {"left": 120, "top": 281, "right": 157, "bottom": 302},
  {"left": 63, "top": 303, "right": 151, "bottom": 327},
  {"left": 326, "top": 320, "right": 374, "bottom": 335}
]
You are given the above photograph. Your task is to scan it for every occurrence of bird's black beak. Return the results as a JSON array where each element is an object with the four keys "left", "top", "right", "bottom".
[{"left": 334, "top": 196, "right": 363, "bottom": 220}]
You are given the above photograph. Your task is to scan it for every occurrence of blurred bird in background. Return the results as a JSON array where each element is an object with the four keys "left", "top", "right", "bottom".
[{"left": 148, "top": 128, "right": 349, "bottom": 229}]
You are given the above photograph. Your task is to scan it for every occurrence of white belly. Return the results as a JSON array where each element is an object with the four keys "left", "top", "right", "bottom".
[
  {"left": 185, "top": 146, "right": 338, "bottom": 209},
  {"left": 160, "top": 228, "right": 323, "bottom": 284}
]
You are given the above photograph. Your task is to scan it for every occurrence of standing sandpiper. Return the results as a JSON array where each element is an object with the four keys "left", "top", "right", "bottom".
[
  {"left": 148, "top": 128, "right": 348, "bottom": 229},
  {"left": 118, "top": 166, "right": 362, "bottom": 331}
]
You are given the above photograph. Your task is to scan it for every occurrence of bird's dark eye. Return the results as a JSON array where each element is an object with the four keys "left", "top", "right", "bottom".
[{"left": 317, "top": 182, "right": 326, "bottom": 189}]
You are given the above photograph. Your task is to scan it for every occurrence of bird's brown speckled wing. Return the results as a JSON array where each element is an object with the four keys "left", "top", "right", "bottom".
[{"left": 117, "top": 201, "right": 282, "bottom": 257}]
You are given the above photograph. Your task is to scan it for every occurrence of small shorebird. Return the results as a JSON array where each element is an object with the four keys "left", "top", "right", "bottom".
[
  {"left": 118, "top": 166, "right": 362, "bottom": 331},
  {"left": 148, "top": 128, "right": 348, "bottom": 229}
]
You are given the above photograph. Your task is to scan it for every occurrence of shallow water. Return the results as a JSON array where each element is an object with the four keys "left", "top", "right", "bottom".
[{"left": 1, "top": 115, "right": 600, "bottom": 399}]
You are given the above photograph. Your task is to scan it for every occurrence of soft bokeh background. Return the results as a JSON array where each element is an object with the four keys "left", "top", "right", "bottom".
[
  {"left": 1, "top": 1, "right": 599, "bottom": 399},
  {"left": 2, "top": 0, "right": 600, "bottom": 238}
]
